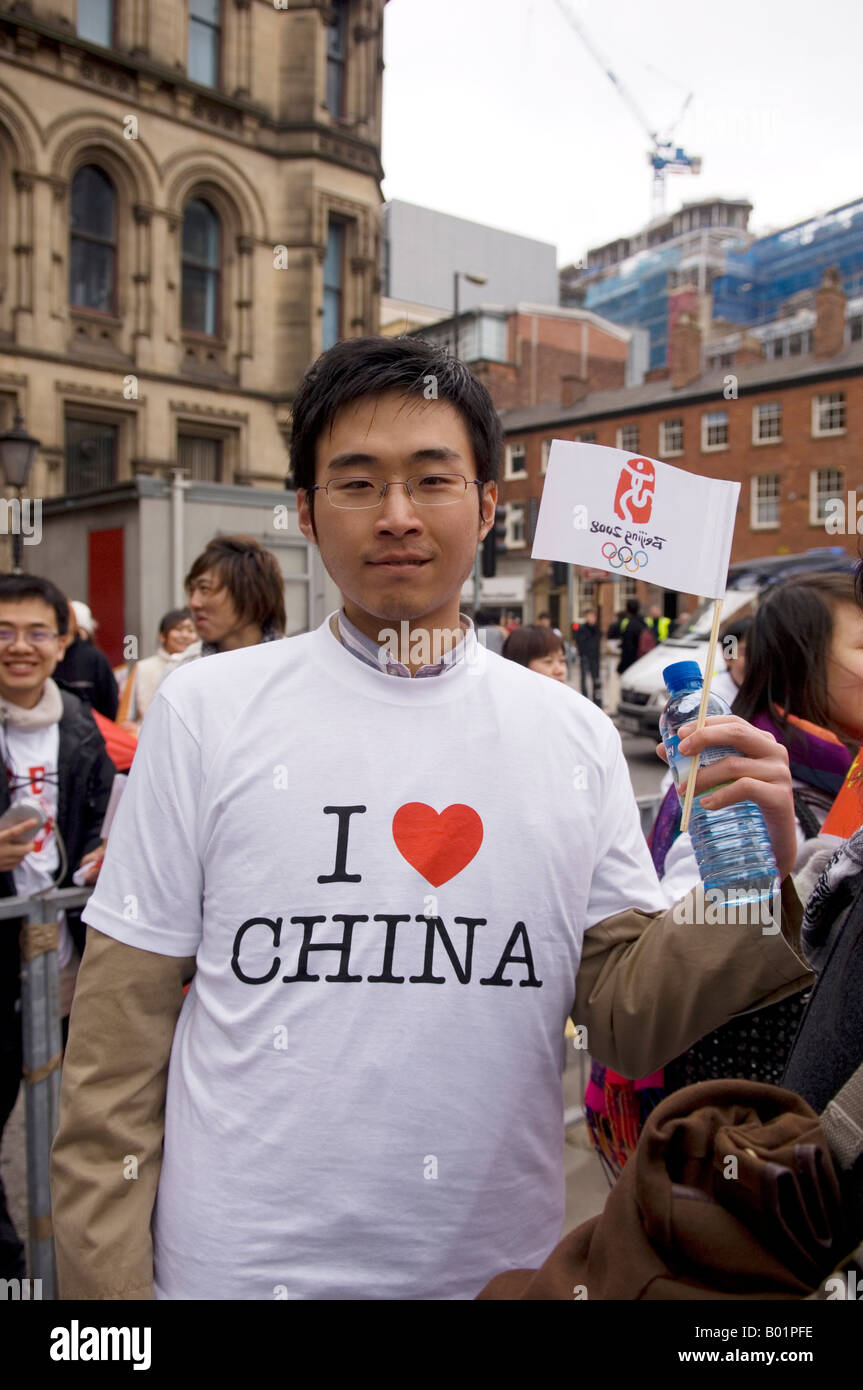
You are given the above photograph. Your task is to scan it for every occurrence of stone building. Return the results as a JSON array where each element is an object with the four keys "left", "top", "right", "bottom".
[{"left": 0, "top": 0, "right": 386, "bottom": 658}]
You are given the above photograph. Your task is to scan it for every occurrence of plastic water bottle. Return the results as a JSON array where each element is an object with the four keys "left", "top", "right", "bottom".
[{"left": 659, "top": 660, "right": 778, "bottom": 908}]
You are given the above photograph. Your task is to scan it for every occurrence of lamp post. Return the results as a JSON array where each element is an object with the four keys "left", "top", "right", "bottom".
[
  {"left": 453, "top": 270, "right": 487, "bottom": 360},
  {"left": 0, "top": 410, "right": 40, "bottom": 573}
]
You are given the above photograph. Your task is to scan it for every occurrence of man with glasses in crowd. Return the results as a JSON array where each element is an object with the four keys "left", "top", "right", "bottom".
[
  {"left": 0, "top": 574, "right": 115, "bottom": 1279},
  {"left": 52, "top": 337, "right": 810, "bottom": 1301}
]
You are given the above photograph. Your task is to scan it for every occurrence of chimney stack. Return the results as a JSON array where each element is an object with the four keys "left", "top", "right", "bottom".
[
  {"left": 733, "top": 333, "right": 764, "bottom": 366},
  {"left": 670, "top": 311, "right": 702, "bottom": 389},
  {"left": 560, "top": 373, "right": 589, "bottom": 408},
  {"left": 814, "top": 266, "right": 846, "bottom": 360}
]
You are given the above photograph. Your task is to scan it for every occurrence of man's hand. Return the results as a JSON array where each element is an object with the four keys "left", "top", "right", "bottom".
[
  {"left": 656, "top": 714, "right": 797, "bottom": 881},
  {"left": 0, "top": 818, "right": 38, "bottom": 872},
  {"left": 78, "top": 842, "right": 107, "bottom": 885}
]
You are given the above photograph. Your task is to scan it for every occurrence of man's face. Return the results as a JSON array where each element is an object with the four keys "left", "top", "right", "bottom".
[
  {"left": 0, "top": 598, "right": 63, "bottom": 707},
  {"left": 297, "top": 391, "right": 497, "bottom": 641},
  {"left": 186, "top": 569, "right": 244, "bottom": 648}
]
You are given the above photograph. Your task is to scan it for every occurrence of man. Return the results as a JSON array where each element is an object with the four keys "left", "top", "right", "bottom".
[
  {"left": 0, "top": 574, "right": 115, "bottom": 1278},
  {"left": 617, "top": 597, "right": 648, "bottom": 674},
  {"left": 573, "top": 609, "right": 601, "bottom": 705},
  {"left": 52, "top": 601, "right": 119, "bottom": 720},
  {"left": 51, "top": 337, "right": 810, "bottom": 1301},
  {"left": 646, "top": 603, "right": 670, "bottom": 644},
  {"left": 173, "top": 534, "right": 286, "bottom": 668}
]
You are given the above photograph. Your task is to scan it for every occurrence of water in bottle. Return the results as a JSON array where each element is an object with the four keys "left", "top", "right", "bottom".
[{"left": 659, "top": 660, "right": 779, "bottom": 914}]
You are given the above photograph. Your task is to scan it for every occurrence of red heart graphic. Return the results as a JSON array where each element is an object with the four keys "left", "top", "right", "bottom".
[{"left": 392, "top": 803, "right": 483, "bottom": 887}]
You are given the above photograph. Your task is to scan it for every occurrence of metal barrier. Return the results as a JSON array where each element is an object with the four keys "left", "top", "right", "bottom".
[{"left": 0, "top": 885, "right": 93, "bottom": 1299}]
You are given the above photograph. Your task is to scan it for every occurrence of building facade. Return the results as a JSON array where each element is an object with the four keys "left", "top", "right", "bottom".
[
  {"left": 497, "top": 269, "right": 863, "bottom": 632},
  {"left": 0, "top": 0, "right": 386, "bottom": 658}
]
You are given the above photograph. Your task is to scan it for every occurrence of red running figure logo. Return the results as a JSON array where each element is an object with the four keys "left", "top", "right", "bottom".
[{"left": 613, "top": 457, "right": 655, "bottom": 524}]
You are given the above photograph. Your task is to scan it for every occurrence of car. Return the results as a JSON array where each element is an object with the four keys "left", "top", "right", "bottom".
[{"left": 615, "top": 548, "right": 858, "bottom": 739}]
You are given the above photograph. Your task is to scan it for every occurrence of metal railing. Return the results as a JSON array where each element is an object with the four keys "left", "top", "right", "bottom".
[{"left": 1, "top": 885, "right": 93, "bottom": 1299}]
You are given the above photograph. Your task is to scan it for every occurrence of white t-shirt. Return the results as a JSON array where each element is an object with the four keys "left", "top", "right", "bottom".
[
  {"left": 1, "top": 723, "right": 74, "bottom": 967},
  {"left": 82, "top": 615, "right": 667, "bottom": 1300}
]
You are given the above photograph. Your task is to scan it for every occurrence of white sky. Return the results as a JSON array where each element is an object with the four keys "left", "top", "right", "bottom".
[{"left": 381, "top": 0, "right": 863, "bottom": 266}]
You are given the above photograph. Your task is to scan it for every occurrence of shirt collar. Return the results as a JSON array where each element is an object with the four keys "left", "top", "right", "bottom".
[{"left": 336, "top": 610, "right": 476, "bottom": 678}]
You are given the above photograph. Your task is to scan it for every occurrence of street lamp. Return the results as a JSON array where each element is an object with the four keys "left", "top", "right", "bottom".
[
  {"left": 0, "top": 410, "right": 40, "bottom": 573},
  {"left": 453, "top": 271, "right": 487, "bottom": 361}
]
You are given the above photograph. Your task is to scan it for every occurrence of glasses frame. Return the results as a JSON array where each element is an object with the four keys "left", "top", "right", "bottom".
[
  {"left": 310, "top": 475, "right": 486, "bottom": 510},
  {"left": 0, "top": 626, "right": 60, "bottom": 647}
]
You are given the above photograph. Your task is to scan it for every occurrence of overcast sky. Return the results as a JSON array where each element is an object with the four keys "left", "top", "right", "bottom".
[{"left": 381, "top": 0, "right": 863, "bottom": 266}]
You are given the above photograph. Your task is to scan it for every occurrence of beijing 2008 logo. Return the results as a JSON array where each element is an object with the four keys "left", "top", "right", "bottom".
[
  {"left": 602, "top": 542, "right": 648, "bottom": 572},
  {"left": 613, "top": 457, "right": 655, "bottom": 523}
]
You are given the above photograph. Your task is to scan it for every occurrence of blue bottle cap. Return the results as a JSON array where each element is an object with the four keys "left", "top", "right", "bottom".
[{"left": 663, "top": 660, "right": 703, "bottom": 694}]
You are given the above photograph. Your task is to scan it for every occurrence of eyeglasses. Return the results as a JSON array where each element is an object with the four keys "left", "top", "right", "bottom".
[
  {"left": 311, "top": 475, "right": 485, "bottom": 510},
  {"left": 0, "top": 627, "right": 59, "bottom": 647}
]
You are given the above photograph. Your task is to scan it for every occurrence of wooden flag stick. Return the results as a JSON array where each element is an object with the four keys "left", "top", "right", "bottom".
[{"left": 679, "top": 596, "right": 724, "bottom": 835}]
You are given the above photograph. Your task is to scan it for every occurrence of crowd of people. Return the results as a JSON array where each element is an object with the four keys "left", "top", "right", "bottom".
[{"left": 0, "top": 333, "right": 860, "bottom": 1302}]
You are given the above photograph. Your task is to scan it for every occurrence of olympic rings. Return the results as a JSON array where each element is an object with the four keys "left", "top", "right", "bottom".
[{"left": 600, "top": 542, "right": 649, "bottom": 573}]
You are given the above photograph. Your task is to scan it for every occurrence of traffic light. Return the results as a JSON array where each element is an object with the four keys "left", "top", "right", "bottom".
[{"left": 482, "top": 506, "right": 507, "bottom": 578}]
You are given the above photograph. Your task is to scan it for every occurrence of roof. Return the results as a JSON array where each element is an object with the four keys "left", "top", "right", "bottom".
[{"left": 499, "top": 338, "right": 863, "bottom": 433}]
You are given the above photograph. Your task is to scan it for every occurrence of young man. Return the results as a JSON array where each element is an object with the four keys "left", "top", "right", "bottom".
[
  {"left": 0, "top": 574, "right": 115, "bottom": 1278},
  {"left": 174, "top": 534, "right": 287, "bottom": 666},
  {"left": 51, "top": 338, "right": 810, "bottom": 1301}
]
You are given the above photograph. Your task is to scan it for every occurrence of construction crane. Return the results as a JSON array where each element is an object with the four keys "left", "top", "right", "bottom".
[{"left": 553, "top": 0, "right": 701, "bottom": 220}]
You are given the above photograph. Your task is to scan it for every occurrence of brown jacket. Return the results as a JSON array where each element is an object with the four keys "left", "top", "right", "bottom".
[{"left": 49, "top": 877, "right": 811, "bottom": 1299}]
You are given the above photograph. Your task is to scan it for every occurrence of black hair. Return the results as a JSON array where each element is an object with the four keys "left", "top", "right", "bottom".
[
  {"left": 732, "top": 571, "right": 859, "bottom": 742},
  {"left": 185, "top": 536, "right": 286, "bottom": 635},
  {"left": 0, "top": 572, "right": 69, "bottom": 635},
  {"left": 720, "top": 616, "right": 753, "bottom": 645},
  {"left": 502, "top": 624, "right": 565, "bottom": 667},
  {"left": 625, "top": 597, "right": 640, "bottom": 615},
  {"left": 289, "top": 337, "right": 502, "bottom": 508},
  {"left": 158, "top": 607, "right": 192, "bottom": 641}
]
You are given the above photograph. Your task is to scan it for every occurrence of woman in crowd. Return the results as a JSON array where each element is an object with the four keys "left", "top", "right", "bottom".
[
  {"left": 587, "top": 570, "right": 863, "bottom": 1180},
  {"left": 116, "top": 608, "right": 197, "bottom": 732},
  {"left": 502, "top": 624, "right": 568, "bottom": 682}
]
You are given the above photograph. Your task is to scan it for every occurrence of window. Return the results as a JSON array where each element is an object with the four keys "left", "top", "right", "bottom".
[
  {"left": 810, "top": 468, "right": 844, "bottom": 525},
  {"left": 69, "top": 166, "right": 116, "bottom": 314},
  {"left": 812, "top": 392, "right": 846, "bottom": 436},
  {"left": 751, "top": 474, "right": 780, "bottom": 529},
  {"left": 850, "top": 316, "right": 863, "bottom": 343},
  {"left": 702, "top": 409, "right": 728, "bottom": 450},
  {"left": 178, "top": 434, "right": 223, "bottom": 483},
  {"left": 616, "top": 424, "right": 639, "bottom": 452},
  {"left": 505, "top": 502, "right": 526, "bottom": 548},
  {"left": 78, "top": 0, "right": 113, "bottom": 46},
  {"left": 322, "top": 219, "right": 345, "bottom": 352},
  {"left": 753, "top": 401, "right": 782, "bottom": 444},
  {"left": 326, "top": 1, "right": 347, "bottom": 118},
  {"left": 576, "top": 431, "right": 596, "bottom": 444},
  {"left": 659, "top": 418, "right": 683, "bottom": 456},
  {"left": 181, "top": 199, "right": 220, "bottom": 336},
  {"left": 505, "top": 442, "right": 527, "bottom": 478},
  {"left": 540, "top": 439, "right": 552, "bottom": 473},
  {"left": 188, "top": 0, "right": 221, "bottom": 88},
  {"left": 65, "top": 417, "right": 117, "bottom": 494}
]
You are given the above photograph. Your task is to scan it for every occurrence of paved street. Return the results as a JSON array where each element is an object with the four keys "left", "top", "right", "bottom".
[{"left": 1, "top": 663, "right": 668, "bottom": 1285}]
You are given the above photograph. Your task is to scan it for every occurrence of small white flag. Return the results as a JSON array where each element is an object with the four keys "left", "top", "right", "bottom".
[{"left": 532, "top": 442, "right": 740, "bottom": 600}]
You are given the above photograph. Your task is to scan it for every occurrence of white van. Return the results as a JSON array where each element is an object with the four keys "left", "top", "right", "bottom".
[{"left": 616, "top": 548, "right": 856, "bottom": 739}]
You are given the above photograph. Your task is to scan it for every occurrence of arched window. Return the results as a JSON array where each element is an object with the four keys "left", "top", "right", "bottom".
[
  {"left": 69, "top": 165, "right": 116, "bottom": 313},
  {"left": 181, "top": 199, "right": 220, "bottom": 335}
]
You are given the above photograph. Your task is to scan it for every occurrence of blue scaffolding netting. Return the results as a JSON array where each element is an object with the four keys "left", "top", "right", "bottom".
[{"left": 580, "top": 198, "right": 863, "bottom": 369}]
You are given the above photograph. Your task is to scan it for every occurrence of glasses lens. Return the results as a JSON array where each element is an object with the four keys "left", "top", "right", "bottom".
[
  {"left": 407, "top": 475, "right": 467, "bottom": 505},
  {"left": 327, "top": 479, "right": 381, "bottom": 509},
  {"left": 0, "top": 629, "right": 56, "bottom": 645}
]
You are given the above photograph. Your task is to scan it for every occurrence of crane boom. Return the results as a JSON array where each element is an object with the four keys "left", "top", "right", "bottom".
[{"left": 552, "top": 0, "right": 658, "bottom": 148}]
